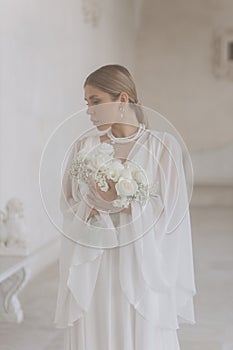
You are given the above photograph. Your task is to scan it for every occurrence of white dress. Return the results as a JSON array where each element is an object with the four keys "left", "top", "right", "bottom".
[{"left": 53, "top": 128, "right": 196, "bottom": 350}]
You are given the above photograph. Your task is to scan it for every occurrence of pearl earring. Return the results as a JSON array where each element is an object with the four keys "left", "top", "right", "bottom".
[{"left": 119, "top": 105, "right": 125, "bottom": 119}]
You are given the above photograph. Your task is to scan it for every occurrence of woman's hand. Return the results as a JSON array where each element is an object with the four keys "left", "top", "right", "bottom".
[
  {"left": 86, "top": 177, "right": 132, "bottom": 214},
  {"left": 122, "top": 203, "right": 132, "bottom": 215},
  {"left": 96, "top": 178, "right": 118, "bottom": 202},
  {"left": 86, "top": 208, "right": 100, "bottom": 222},
  {"left": 86, "top": 177, "right": 117, "bottom": 212}
]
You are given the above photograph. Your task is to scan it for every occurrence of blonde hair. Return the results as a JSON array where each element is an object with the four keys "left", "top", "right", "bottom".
[{"left": 84, "top": 64, "right": 149, "bottom": 128}]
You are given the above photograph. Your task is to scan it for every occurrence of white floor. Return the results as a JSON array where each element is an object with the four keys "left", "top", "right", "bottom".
[{"left": 0, "top": 206, "right": 232, "bottom": 350}]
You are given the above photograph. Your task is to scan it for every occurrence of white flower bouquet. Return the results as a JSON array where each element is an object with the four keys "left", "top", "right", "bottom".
[{"left": 69, "top": 143, "right": 159, "bottom": 209}]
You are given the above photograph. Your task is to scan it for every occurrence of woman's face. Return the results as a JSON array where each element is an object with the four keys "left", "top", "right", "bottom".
[{"left": 84, "top": 84, "right": 121, "bottom": 130}]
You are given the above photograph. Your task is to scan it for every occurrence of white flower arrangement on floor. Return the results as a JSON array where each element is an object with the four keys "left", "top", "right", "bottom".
[{"left": 69, "top": 143, "right": 159, "bottom": 209}]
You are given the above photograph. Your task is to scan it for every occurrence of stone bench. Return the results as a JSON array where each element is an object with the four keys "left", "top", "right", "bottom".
[
  {"left": 0, "top": 237, "right": 60, "bottom": 323},
  {"left": 0, "top": 254, "right": 33, "bottom": 323}
]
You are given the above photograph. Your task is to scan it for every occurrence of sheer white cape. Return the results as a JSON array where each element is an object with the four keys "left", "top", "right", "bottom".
[{"left": 54, "top": 129, "right": 196, "bottom": 330}]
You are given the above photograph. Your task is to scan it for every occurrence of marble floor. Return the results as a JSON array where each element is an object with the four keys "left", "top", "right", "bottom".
[{"left": 0, "top": 206, "right": 232, "bottom": 350}]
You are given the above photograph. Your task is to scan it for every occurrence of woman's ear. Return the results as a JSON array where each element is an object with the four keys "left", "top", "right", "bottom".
[{"left": 119, "top": 92, "right": 129, "bottom": 103}]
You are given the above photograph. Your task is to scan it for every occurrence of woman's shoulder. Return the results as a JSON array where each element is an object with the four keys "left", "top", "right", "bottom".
[
  {"left": 147, "top": 128, "right": 163, "bottom": 139},
  {"left": 73, "top": 134, "right": 97, "bottom": 152},
  {"left": 147, "top": 129, "right": 183, "bottom": 159},
  {"left": 149, "top": 129, "right": 181, "bottom": 148}
]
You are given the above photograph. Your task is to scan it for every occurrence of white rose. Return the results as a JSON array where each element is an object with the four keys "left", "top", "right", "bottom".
[
  {"left": 97, "top": 142, "right": 115, "bottom": 156},
  {"left": 125, "top": 161, "right": 139, "bottom": 176},
  {"left": 88, "top": 153, "right": 112, "bottom": 171},
  {"left": 115, "top": 177, "right": 138, "bottom": 197},
  {"left": 106, "top": 159, "right": 124, "bottom": 182},
  {"left": 120, "top": 167, "right": 133, "bottom": 180}
]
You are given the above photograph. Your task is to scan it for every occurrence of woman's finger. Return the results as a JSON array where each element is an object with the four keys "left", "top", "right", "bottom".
[{"left": 86, "top": 208, "right": 100, "bottom": 221}]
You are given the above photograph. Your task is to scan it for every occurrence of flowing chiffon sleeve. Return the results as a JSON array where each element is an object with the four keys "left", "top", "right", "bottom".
[
  {"left": 54, "top": 137, "right": 105, "bottom": 328},
  {"left": 119, "top": 131, "right": 196, "bottom": 329},
  {"left": 156, "top": 132, "right": 196, "bottom": 324}
]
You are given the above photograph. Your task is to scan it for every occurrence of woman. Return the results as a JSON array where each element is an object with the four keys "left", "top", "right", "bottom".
[{"left": 54, "top": 64, "right": 196, "bottom": 349}]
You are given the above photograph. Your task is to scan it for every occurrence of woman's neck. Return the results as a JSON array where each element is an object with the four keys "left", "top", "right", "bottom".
[{"left": 111, "top": 121, "right": 140, "bottom": 138}]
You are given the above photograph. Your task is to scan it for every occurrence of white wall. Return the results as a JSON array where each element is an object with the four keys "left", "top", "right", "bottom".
[
  {"left": 0, "top": 0, "right": 138, "bottom": 251},
  {"left": 1, "top": 0, "right": 232, "bottom": 255},
  {"left": 134, "top": 0, "right": 233, "bottom": 185}
]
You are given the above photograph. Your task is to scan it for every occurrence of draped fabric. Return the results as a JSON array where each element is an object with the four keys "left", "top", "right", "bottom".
[{"left": 54, "top": 129, "right": 196, "bottom": 349}]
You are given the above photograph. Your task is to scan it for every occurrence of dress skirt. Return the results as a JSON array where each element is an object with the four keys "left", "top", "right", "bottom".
[{"left": 63, "top": 246, "right": 181, "bottom": 350}]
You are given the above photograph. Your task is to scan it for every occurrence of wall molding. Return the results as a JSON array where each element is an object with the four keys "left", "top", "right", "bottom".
[{"left": 212, "top": 28, "right": 233, "bottom": 80}]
